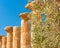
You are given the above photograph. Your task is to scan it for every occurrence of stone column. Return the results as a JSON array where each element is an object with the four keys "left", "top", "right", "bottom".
[
  {"left": 2, "top": 36, "right": 6, "bottom": 48},
  {"left": 13, "top": 26, "right": 20, "bottom": 48},
  {"left": 25, "top": 1, "right": 35, "bottom": 11},
  {"left": 20, "top": 13, "right": 30, "bottom": 48},
  {"left": 4, "top": 26, "right": 13, "bottom": 48},
  {"left": 0, "top": 36, "right": 2, "bottom": 48},
  {"left": 25, "top": 1, "right": 44, "bottom": 11},
  {"left": 25, "top": 1, "right": 41, "bottom": 11}
]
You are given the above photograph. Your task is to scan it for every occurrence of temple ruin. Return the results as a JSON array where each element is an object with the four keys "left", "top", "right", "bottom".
[{"left": 0, "top": 0, "right": 60, "bottom": 48}]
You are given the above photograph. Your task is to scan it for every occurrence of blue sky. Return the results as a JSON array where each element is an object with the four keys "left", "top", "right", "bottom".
[{"left": 0, "top": 0, "right": 30, "bottom": 36}]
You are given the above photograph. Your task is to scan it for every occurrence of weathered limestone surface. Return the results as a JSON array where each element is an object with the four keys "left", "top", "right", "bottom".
[
  {"left": 4, "top": 26, "right": 13, "bottom": 48},
  {"left": 2, "top": 36, "right": 6, "bottom": 48},
  {"left": 20, "top": 13, "right": 30, "bottom": 48},
  {"left": 25, "top": 1, "right": 42, "bottom": 11},
  {"left": 25, "top": 1, "right": 45, "bottom": 11},
  {"left": 20, "top": 12, "right": 30, "bottom": 20},
  {"left": 0, "top": 36, "right": 2, "bottom": 48},
  {"left": 13, "top": 26, "right": 20, "bottom": 48},
  {"left": 25, "top": 1, "right": 35, "bottom": 11}
]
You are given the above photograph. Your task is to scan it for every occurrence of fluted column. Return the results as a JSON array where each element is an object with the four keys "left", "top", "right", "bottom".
[
  {"left": 4, "top": 26, "right": 13, "bottom": 48},
  {"left": 13, "top": 26, "right": 20, "bottom": 48},
  {"left": 0, "top": 36, "right": 2, "bottom": 48},
  {"left": 2, "top": 36, "right": 6, "bottom": 48},
  {"left": 20, "top": 13, "right": 30, "bottom": 48}
]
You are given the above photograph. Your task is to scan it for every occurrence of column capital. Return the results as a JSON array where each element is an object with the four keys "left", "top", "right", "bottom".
[
  {"left": 20, "top": 12, "right": 30, "bottom": 20},
  {"left": 25, "top": 1, "right": 45, "bottom": 11},
  {"left": 25, "top": 1, "right": 35, "bottom": 11},
  {"left": 0, "top": 36, "right": 2, "bottom": 39},
  {"left": 2, "top": 36, "right": 6, "bottom": 39},
  {"left": 0, "top": 36, "right": 6, "bottom": 39},
  {"left": 2, "top": 36, "right": 6, "bottom": 43},
  {"left": 4, "top": 26, "right": 13, "bottom": 33}
]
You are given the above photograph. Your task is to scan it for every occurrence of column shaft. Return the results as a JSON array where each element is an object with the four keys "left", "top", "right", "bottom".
[
  {"left": 13, "top": 26, "right": 20, "bottom": 48},
  {"left": 0, "top": 36, "right": 2, "bottom": 48},
  {"left": 7, "top": 33, "right": 13, "bottom": 48},
  {"left": 2, "top": 36, "right": 6, "bottom": 48},
  {"left": 21, "top": 20, "right": 30, "bottom": 48},
  {"left": 4, "top": 26, "right": 13, "bottom": 48}
]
